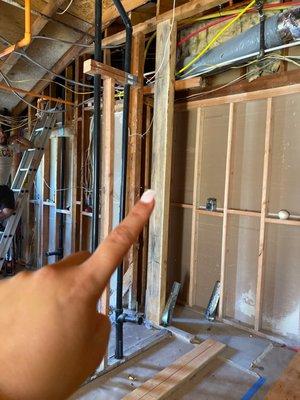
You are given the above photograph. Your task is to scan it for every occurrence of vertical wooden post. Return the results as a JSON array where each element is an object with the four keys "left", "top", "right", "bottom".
[
  {"left": 141, "top": 104, "right": 153, "bottom": 309},
  {"left": 219, "top": 102, "right": 236, "bottom": 318},
  {"left": 98, "top": 77, "right": 115, "bottom": 369},
  {"left": 145, "top": 19, "right": 177, "bottom": 325},
  {"left": 255, "top": 98, "right": 273, "bottom": 331},
  {"left": 188, "top": 107, "right": 204, "bottom": 306},
  {"left": 127, "top": 32, "right": 145, "bottom": 309}
]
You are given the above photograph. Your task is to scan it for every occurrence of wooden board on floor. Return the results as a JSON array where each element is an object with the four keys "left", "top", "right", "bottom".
[
  {"left": 122, "top": 339, "right": 225, "bottom": 399},
  {"left": 265, "top": 352, "right": 300, "bottom": 400}
]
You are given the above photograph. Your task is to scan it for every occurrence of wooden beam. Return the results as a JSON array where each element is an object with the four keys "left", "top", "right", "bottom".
[
  {"left": 100, "top": 77, "right": 115, "bottom": 367},
  {"left": 126, "top": 32, "right": 145, "bottom": 309},
  {"left": 188, "top": 108, "right": 204, "bottom": 306},
  {"left": 122, "top": 339, "right": 225, "bottom": 399},
  {"left": 266, "top": 352, "right": 300, "bottom": 400},
  {"left": 0, "top": 0, "right": 67, "bottom": 80},
  {"left": 13, "top": 29, "right": 95, "bottom": 116},
  {"left": 0, "top": 83, "right": 74, "bottom": 105},
  {"left": 255, "top": 98, "right": 273, "bottom": 332},
  {"left": 102, "top": 0, "right": 150, "bottom": 29},
  {"left": 145, "top": 18, "right": 176, "bottom": 325},
  {"left": 102, "top": 0, "right": 227, "bottom": 46},
  {"left": 219, "top": 102, "right": 236, "bottom": 319},
  {"left": 176, "top": 69, "right": 300, "bottom": 110},
  {"left": 83, "top": 59, "right": 139, "bottom": 86}
]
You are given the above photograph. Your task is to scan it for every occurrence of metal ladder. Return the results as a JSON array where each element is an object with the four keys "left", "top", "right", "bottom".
[{"left": 0, "top": 106, "right": 58, "bottom": 270}]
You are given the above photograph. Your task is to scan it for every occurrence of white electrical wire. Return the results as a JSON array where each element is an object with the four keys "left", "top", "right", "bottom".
[
  {"left": 179, "top": 40, "right": 300, "bottom": 79},
  {"left": 145, "top": 0, "right": 177, "bottom": 85},
  {"left": 57, "top": 0, "right": 74, "bottom": 15}
]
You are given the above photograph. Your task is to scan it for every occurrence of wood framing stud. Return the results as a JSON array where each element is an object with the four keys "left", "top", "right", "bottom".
[
  {"left": 255, "top": 98, "right": 273, "bottom": 331},
  {"left": 84, "top": 59, "right": 139, "bottom": 87},
  {"left": 145, "top": 18, "right": 177, "bottom": 325},
  {"left": 219, "top": 102, "right": 236, "bottom": 319},
  {"left": 126, "top": 32, "right": 145, "bottom": 309},
  {"left": 188, "top": 107, "right": 204, "bottom": 306}
]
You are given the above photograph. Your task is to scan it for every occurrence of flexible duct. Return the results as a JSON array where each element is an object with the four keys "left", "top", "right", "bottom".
[{"left": 181, "top": 7, "right": 300, "bottom": 77}]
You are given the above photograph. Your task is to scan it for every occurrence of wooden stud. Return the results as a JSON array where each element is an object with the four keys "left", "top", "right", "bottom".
[
  {"left": 102, "top": 0, "right": 227, "bottom": 47},
  {"left": 141, "top": 104, "right": 153, "bottom": 309},
  {"left": 255, "top": 98, "right": 273, "bottom": 331},
  {"left": 145, "top": 18, "right": 177, "bottom": 325},
  {"left": 126, "top": 32, "right": 145, "bottom": 309},
  {"left": 219, "top": 102, "right": 235, "bottom": 319},
  {"left": 188, "top": 107, "right": 204, "bottom": 306}
]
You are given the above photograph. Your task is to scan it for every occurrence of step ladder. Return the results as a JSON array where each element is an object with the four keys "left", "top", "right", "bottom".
[{"left": 0, "top": 105, "right": 59, "bottom": 270}]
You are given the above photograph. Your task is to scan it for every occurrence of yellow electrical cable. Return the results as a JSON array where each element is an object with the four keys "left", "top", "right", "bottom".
[
  {"left": 193, "top": 3, "right": 296, "bottom": 22},
  {"left": 177, "top": 0, "right": 256, "bottom": 76}
]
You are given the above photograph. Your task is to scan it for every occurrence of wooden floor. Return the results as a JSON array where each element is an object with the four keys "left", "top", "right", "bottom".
[{"left": 266, "top": 352, "right": 300, "bottom": 400}]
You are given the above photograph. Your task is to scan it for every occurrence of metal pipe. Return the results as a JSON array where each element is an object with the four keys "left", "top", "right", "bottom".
[
  {"left": 112, "top": 0, "right": 132, "bottom": 360},
  {"left": 91, "top": 0, "right": 102, "bottom": 252},
  {"left": 182, "top": 7, "right": 300, "bottom": 77}
]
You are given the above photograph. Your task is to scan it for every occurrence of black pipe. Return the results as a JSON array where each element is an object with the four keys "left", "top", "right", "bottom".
[
  {"left": 92, "top": 0, "right": 102, "bottom": 252},
  {"left": 58, "top": 136, "right": 66, "bottom": 260},
  {"left": 112, "top": 0, "right": 132, "bottom": 360}
]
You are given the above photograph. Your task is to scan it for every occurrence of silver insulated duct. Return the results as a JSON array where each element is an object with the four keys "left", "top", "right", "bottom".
[{"left": 181, "top": 7, "right": 300, "bottom": 77}]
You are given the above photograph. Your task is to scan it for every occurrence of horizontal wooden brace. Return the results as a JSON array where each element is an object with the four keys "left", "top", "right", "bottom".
[{"left": 83, "top": 59, "right": 139, "bottom": 86}]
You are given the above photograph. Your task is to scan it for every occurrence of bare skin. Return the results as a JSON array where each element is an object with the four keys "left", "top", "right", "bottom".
[{"left": 0, "top": 190, "right": 155, "bottom": 400}]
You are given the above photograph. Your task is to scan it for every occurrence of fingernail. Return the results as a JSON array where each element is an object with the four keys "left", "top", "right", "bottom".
[{"left": 140, "top": 189, "right": 156, "bottom": 204}]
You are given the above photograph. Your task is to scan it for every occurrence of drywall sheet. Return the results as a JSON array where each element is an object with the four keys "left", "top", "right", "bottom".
[
  {"left": 167, "top": 206, "right": 192, "bottom": 303},
  {"left": 225, "top": 215, "right": 260, "bottom": 326},
  {"left": 199, "top": 105, "right": 229, "bottom": 209},
  {"left": 171, "top": 109, "right": 197, "bottom": 205},
  {"left": 262, "top": 223, "right": 300, "bottom": 339},
  {"left": 229, "top": 100, "right": 266, "bottom": 212},
  {"left": 194, "top": 215, "right": 223, "bottom": 309},
  {"left": 268, "top": 94, "right": 300, "bottom": 216}
]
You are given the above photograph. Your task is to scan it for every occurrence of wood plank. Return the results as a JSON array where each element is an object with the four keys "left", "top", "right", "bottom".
[
  {"left": 266, "top": 352, "right": 300, "bottom": 400},
  {"left": 100, "top": 77, "right": 115, "bottom": 314},
  {"left": 219, "top": 103, "right": 235, "bottom": 318},
  {"left": 195, "top": 209, "right": 223, "bottom": 217},
  {"left": 255, "top": 98, "right": 273, "bottom": 332},
  {"left": 127, "top": 32, "right": 145, "bottom": 309},
  {"left": 102, "top": 0, "right": 227, "bottom": 46},
  {"left": 176, "top": 79, "right": 300, "bottom": 111},
  {"left": 102, "top": 0, "right": 150, "bottom": 29},
  {"left": 141, "top": 104, "right": 153, "bottom": 308},
  {"left": 188, "top": 108, "right": 204, "bottom": 306},
  {"left": 145, "top": 18, "right": 176, "bottom": 325},
  {"left": 83, "top": 59, "right": 140, "bottom": 86},
  {"left": 177, "top": 68, "right": 300, "bottom": 104},
  {"left": 122, "top": 339, "right": 225, "bottom": 399},
  {"left": 265, "top": 217, "right": 300, "bottom": 226}
]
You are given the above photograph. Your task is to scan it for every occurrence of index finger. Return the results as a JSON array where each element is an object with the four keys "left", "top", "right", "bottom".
[{"left": 81, "top": 190, "right": 155, "bottom": 296}]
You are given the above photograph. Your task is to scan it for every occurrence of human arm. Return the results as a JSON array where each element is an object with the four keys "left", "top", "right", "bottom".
[{"left": 0, "top": 190, "right": 155, "bottom": 400}]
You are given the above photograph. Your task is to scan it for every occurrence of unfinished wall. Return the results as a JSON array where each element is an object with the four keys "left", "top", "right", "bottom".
[{"left": 168, "top": 92, "right": 300, "bottom": 341}]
